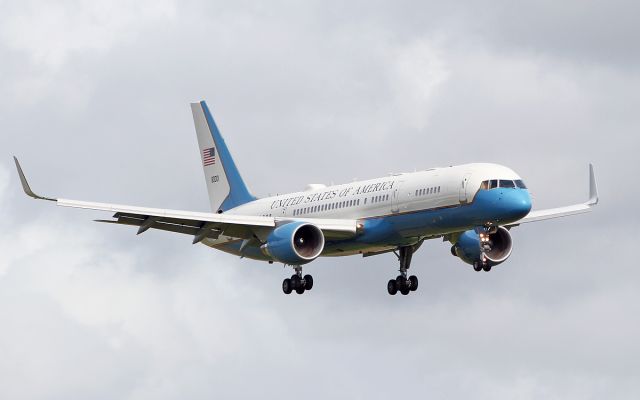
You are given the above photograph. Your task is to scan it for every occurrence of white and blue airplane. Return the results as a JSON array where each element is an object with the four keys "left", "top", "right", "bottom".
[{"left": 14, "top": 101, "right": 599, "bottom": 295}]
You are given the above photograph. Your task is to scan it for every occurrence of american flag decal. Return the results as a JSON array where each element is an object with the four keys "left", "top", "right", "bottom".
[{"left": 202, "top": 147, "right": 216, "bottom": 166}]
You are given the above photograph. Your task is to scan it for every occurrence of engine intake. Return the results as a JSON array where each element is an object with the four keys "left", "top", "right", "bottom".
[
  {"left": 261, "top": 222, "right": 325, "bottom": 265},
  {"left": 452, "top": 226, "right": 513, "bottom": 267}
]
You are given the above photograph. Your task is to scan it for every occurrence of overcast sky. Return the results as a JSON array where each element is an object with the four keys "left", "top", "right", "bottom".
[{"left": 1, "top": 1, "right": 638, "bottom": 399}]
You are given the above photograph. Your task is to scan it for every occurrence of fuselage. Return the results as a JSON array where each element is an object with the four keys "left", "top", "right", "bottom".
[{"left": 204, "top": 163, "right": 532, "bottom": 260}]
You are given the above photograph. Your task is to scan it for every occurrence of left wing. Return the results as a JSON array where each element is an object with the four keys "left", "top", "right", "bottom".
[
  {"left": 509, "top": 163, "right": 599, "bottom": 226},
  {"left": 13, "top": 157, "right": 357, "bottom": 243}
]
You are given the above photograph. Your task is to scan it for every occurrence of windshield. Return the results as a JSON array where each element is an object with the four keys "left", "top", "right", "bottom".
[{"left": 480, "top": 179, "right": 527, "bottom": 190}]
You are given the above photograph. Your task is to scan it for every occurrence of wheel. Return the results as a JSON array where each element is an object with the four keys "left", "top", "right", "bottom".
[
  {"left": 291, "top": 275, "right": 302, "bottom": 289},
  {"left": 482, "top": 264, "right": 492, "bottom": 272},
  {"left": 304, "top": 274, "right": 313, "bottom": 290},
  {"left": 396, "top": 275, "right": 407, "bottom": 288},
  {"left": 295, "top": 286, "right": 305, "bottom": 294},
  {"left": 473, "top": 263, "right": 482, "bottom": 272},
  {"left": 400, "top": 286, "right": 410, "bottom": 295},
  {"left": 408, "top": 275, "right": 418, "bottom": 291},
  {"left": 387, "top": 279, "right": 398, "bottom": 295},
  {"left": 282, "top": 278, "right": 292, "bottom": 294}
]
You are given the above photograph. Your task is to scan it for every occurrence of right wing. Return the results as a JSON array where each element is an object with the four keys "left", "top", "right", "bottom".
[
  {"left": 509, "top": 164, "right": 599, "bottom": 226},
  {"left": 13, "top": 157, "right": 358, "bottom": 244}
]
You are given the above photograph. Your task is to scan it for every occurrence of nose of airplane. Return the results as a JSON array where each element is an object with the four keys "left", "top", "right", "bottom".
[{"left": 501, "top": 189, "right": 532, "bottom": 221}]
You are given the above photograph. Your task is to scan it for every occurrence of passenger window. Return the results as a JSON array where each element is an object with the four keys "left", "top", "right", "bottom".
[
  {"left": 415, "top": 190, "right": 418, "bottom": 196},
  {"left": 438, "top": 186, "right": 440, "bottom": 193},
  {"left": 499, "top": 180, "right": 515, "bottom": 188}
]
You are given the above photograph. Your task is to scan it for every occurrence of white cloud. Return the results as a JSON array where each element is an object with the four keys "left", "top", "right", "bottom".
[
  {"left": 0, "top": 1, "right": 638, "bottom": 399},
  {"left": 1, "top": 0, "right": 176, "bottom": 69},
  {"left": 389, "top": 37, "right": 450, "bottom": 129}
]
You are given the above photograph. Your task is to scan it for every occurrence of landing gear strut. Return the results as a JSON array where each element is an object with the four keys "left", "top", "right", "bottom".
[
  {"left": 387, "top": 246, "right": 419, "bottom": 295},
  {"left": 282, "top": 266, "right": 313, "bottom": 295},
  {"left": 476, "top": 227, "right": 494, "bottom": 273}
]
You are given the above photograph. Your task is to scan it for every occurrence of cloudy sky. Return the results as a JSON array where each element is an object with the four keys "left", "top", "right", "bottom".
[{"left": 1, "top": 0, "right": 638, "bottom": 399}]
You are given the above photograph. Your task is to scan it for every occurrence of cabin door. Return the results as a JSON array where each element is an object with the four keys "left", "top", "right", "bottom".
[
  {"left": 391, "top": 181, "right": 405, "bottom": 213},
  {"left": 459, "top": 173, "right": 472, "bottom": 204}
]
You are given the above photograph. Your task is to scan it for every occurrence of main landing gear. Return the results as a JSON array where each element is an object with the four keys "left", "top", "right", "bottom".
[
  {"left": 282, "top": 266, "right": 313, "bottom": 295},
  {"left": 387, "top": 246, "right": 419, "bottom": 295}
]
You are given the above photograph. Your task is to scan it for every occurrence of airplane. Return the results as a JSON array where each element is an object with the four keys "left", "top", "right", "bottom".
[{"left": 13, "top": 101, "right": 599, "bottom": 296}]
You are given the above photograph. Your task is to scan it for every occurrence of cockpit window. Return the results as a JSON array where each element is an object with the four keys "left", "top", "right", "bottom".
[
  {"left": 499, "top": 180, "right": 515, "bottom": 188},
  {"left": 514, "top": 179, "right": 527, "bottom": 189},
  {"left": 480, "top": 179, "right": 527, "bottom": 190}
]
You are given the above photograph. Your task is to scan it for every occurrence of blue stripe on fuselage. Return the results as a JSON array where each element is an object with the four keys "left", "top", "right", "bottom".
[
  {"left": 324, "top": 187, "right": 531, "bottom": 253},
  {"left": 214, "top": 188, "right": 531, "bottom": 260}
]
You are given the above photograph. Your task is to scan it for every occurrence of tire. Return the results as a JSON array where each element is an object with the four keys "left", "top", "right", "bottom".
[
  {"left": 387, "top": 279, "right": 398, "bottom": 295},
  {"left": 473, "top": 263, "right": 482, "bottom": 272},
  {"left": 304, "top": 274, "right": 314, "bottom": 290},
  {"left": 409, "top": 275, "right": 418, "bottom": 291},
  {"left": 396, "top": 275, "right": 407, "bottom": 288},
  {"left": 482, "top": 264, "right": 492, "bottom": 272},
  {"left": 291, "top": 275, "right": 301, "bottom": 289},
  {"left": 295, "top": 286, "right": 305, "bottom": 294},
  {"left": 400, "top": 287, "right": 410, "bottom": 295},
  {"left": 282, "top": 278, "right": 292, "bottom": 294}
]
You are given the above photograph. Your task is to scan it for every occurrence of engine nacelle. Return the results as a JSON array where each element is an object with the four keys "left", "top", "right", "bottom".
[
  {"left": 261, "top": 222, "right": 325, "bottom": 265},
  {"left": 452, "top": 226, "right": 513, "bottom": 267}
]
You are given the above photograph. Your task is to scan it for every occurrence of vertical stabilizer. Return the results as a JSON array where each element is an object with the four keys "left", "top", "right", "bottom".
[{"left": 190, "top": 101, "right": 255, "bottom": 213}]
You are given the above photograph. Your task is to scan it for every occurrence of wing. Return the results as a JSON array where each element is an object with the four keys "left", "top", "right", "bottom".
[
  {"left": 509, "top": 163, "right": 599, "bottom": 226},
  {"left": 13, "top": 157, "right": 357, "bottom": 244}
]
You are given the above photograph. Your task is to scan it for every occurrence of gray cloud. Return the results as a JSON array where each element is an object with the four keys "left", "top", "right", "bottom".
[{"left": 1, "top": 0, "right": 638, "bottom": 399}]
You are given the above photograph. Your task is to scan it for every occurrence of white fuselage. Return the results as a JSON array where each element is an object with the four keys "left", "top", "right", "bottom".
[{"left": 229, "top": 163, "right": 522, "bottom": 221}]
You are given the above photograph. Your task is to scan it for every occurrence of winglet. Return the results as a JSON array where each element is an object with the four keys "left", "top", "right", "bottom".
[
  {"left": 13, "top": 156, "right": 56, "bottom": 201},
  {"left": 587, "top": 163, "right": 599, "bottom": 206}
]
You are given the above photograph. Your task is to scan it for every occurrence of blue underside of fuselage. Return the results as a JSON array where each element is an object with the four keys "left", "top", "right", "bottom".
[{"left": 213, "top": 188, "right": 531, "bottom": 261}]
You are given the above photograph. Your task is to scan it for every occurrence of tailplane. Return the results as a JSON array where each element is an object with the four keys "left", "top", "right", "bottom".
[{"left": 190, "top": 101, "right": 255, "bottom": 213}]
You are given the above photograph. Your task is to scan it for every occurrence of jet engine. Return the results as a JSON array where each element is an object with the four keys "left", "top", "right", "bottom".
[
  {"left": 451, "top": 226, "right": 513, "bottom": 268},
  {"left": 261, "top": 222, "right": 325, "bottom": 265}
]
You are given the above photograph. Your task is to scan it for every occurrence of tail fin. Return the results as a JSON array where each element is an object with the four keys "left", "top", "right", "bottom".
[{"left": 190, "top": 101, "right": 255, "bottom": 213}]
